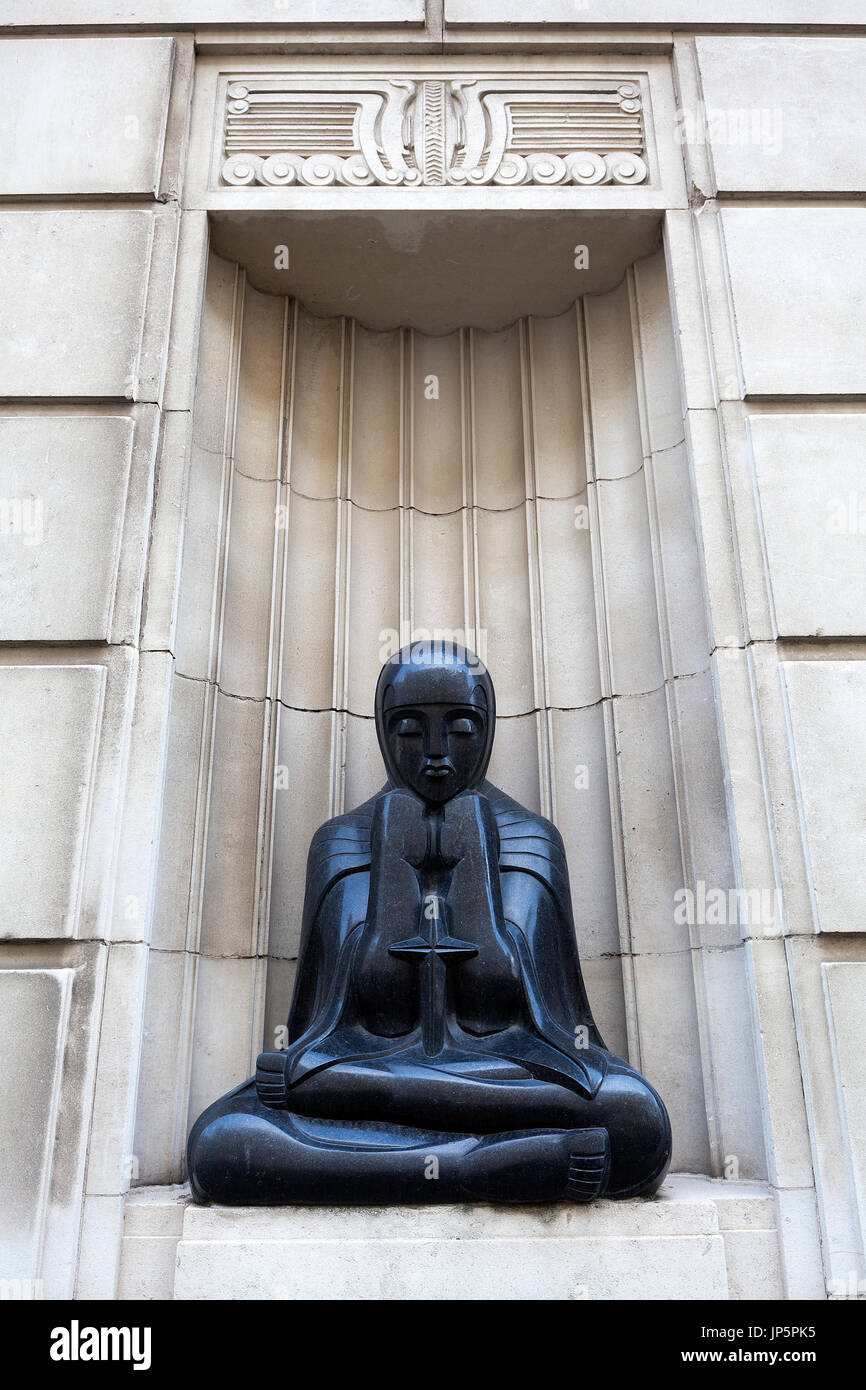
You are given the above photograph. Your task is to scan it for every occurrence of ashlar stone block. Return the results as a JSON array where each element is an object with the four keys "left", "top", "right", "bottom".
[
  {"left": 0, "top": 412, "right": 157, "bottom": 644},
  {"left": 822, "top": 962, "right": 866, "bottom": 1268},
  {"left": 0, "top": 968, "right": 74, "bottom": 1284},
  {"left": 694, "top": 38, "right": 866, "bottom": 195},
  {"left": 0, "top": 665, "right": 105, "bottom": 939},
  {"left": 0, "top": 210, "right": 175, "bottom": 400},
  {"left": 719, "top": 208, "right": 866, "bottom": 398},
  {"left": 749, "top": 414, "right": 866, "bottom": 638},
  {"left": 782, "top": 661, "right": 866, "bottom": 934},
  {"left": 0, "top": 37, "right": 174, "bottom": 196}
]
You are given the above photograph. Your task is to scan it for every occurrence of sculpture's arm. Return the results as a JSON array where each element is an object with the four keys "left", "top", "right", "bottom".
[
  {"left": 351, "top": 789, "right": 426, "bottom": 1035},
  {"left": 256, "top": 870, "right": 369, "bottom": 1108},
  {"left": 501, "top": 868, "right": 607, "bottom": 1051},
  {"left": 287, "top": 869, "right": 370, "bottom": 1041},
  {"left": 440, "top": 790, "right": 522, "bottom": 1033}
]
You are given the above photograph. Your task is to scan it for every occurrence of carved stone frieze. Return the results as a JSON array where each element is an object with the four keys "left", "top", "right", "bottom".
[{"left": 219, "top": 75, "right": 649, "bottom": 188}]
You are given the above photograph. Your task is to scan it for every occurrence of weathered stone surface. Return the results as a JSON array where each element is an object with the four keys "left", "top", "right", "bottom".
[
  {"left": 3, "top": 0, "right": 423, "bottom": 22},
  {"left": 198, "top": 693, "right": 268, "bottom": 958},
  {"left": 186, "top": 955, "right": 259, "bottom": 1137},
  {"left": 0, "top": 969, "right": 74, "bottom": 1283},
  {"left": 140, "top": 408, "right": 191, "bottom": 654},
  {"left": 596, "top": 473, "right": 665, "bottom": 694},
  {"left": 719, "top": 208, "right": 866, "bottom": 397},
  {"left": 122, "top": 1174, "right": 784, "bottom": 1300},
  {"left": 823, "top": 962, "right": 866, "bottom": 1254},
  {"left": 585, "top": 280, "right": 644, "bottom": 480},
  {"left": 74, "top": 1193, "right": 125, "bottom": 1300},
  {"left": 782, "top": 663, "right": 866, "bottom": 935},
  {"left": 82, "top": 943, "right": 149, "bottom": 1203},
  {"left": 175, "top": 1194, "right": 728, "bottom": 1299},
  {"left": 785, "top": 936, "right": 866, "bottom": 1295},
  {"left": 0, "top": 37, "right": 174, "bottom": 195},
  {"left": 746, "top": 938, "right": 818, "bottom": 1191},
  {"left": 218, "top": 471, "right": 279, "bottom": 701},
  {"left": 0, "top": 665, "right": 106, "bottom": 939},
  {"left": 693, "top": 38, "right": 866, "bottom": 194},
  {"left": 116, "top": 1185, "right": 188, "bottom": 1301},
  {"left": 749, "top": 414, "right": 866, "bottom": 637},
  {"left": 444, "top": 0, "right": 863, "bottom": 18},
  {"left": 6, "top": 0, "right": 862, "bottom": 18},
  {"left": 0, "top": 210, "right": 175, "bottom": 400},
  {"left": 0, "top": 413, "right": 147, "bottom": 643},
  {"left": 134, "top": 952, "right": 191, "bottom": 1185},
  {"left": 772, "top": 1185, "right": 826, "bottom": 1301}
]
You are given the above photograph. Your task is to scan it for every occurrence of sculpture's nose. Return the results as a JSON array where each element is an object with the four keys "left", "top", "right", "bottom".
[{"left": 425, "top": 716, "right": 448, "bottom": 758}]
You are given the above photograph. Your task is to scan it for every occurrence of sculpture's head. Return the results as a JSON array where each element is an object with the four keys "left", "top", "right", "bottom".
[{"left": 374, "top": 640, "right": 495, "bottom": 804}]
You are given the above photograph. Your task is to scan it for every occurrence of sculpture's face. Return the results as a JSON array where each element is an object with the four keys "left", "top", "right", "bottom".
[
  {"left": 375, "top": 643, "right": 495, "bottom": 802},
  {"left": 384, "top": 701, "right": 488, "bottom": 804}
]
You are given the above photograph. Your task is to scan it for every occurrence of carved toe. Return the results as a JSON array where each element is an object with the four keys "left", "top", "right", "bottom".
[{"left": 564, "top": 1128, "right": 611, "bottom": 1202}]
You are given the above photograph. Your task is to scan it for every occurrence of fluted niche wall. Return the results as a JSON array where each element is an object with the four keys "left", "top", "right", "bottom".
[{"left": 133, "top": 244, "right": 766, "bottom": 1187}]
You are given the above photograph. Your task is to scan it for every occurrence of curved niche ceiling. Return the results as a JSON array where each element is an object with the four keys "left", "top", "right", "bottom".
[{"left": 209, "top": 209, "right": 663, "bottom": 334}]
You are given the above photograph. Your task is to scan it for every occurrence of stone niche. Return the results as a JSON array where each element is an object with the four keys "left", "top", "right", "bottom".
[
  {"left": 125, "top": 57, "right": 770, "bottom": 1299},
  {"left": 133, "top": 226, "right": 761, "bottom": 1177}
]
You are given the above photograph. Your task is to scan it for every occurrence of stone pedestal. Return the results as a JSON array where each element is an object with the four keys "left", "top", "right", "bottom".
[{"left": 117, "top": 1175, "right": 783, "bottom": 1301}]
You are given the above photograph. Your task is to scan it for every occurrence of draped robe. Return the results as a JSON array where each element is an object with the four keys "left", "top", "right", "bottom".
[{"left": 282, "top": 780, "right": 610, "bottom": 1106}]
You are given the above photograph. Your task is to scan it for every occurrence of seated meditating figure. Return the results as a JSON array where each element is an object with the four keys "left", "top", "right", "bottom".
[{"left": 187, "top": 641, "right": 671, "bottom": 1205}]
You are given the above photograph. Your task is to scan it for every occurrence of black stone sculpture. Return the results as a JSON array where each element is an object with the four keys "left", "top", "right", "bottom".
[{"left": 187, "top": 642, "right": 671, "bottom": 1205}]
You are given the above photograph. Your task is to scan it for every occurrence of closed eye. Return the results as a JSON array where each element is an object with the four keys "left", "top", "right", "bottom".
[
  {"left": 448, "top": 717, "right": 476, "bottom": 735},
  {"left": 395, "top": 717, "right": 423, "bottom": 736}
]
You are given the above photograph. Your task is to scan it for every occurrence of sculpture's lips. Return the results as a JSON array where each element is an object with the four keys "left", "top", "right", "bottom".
[{"left": 424, "top": 764, "right": 452, "bottom": 778}]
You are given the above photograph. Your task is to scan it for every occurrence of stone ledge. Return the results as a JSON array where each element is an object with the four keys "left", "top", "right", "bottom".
[
  {"left": 176, "top": 1231, "right": 728, "bottom": 1300},
  {"left": 118, "top": 1174, "right": 782, "bottom": 1300}
]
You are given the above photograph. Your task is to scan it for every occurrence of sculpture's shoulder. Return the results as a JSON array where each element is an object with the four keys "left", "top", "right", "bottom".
[
  {"left": 482, "top": 782, "right": 566, "bottom": 854},
  {"left": 483, "top": 783, "right": 578, "bottom": 934},
  {"left": 308, "top": 797, "right": 376, "bottom": 852},
  {"left": 483, "top": 781, "right": 572, "bottom": 915},
  {"left": 304, "top": 786, "right": 387, "bottom": 895}
]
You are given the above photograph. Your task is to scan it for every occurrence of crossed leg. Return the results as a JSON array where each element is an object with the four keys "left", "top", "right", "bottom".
[{"left": 188, "top": 1053, "right": 670, "bottom": 1205}]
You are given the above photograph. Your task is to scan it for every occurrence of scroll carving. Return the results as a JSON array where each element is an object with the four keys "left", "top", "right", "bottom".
[{"left": 220, "top": 76, "right": 649, "bottom": 188}]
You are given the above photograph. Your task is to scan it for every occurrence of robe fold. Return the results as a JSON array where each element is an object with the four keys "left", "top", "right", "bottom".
[{"left": 283, "top": 781, "right": 610, "bottom": 1101}]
